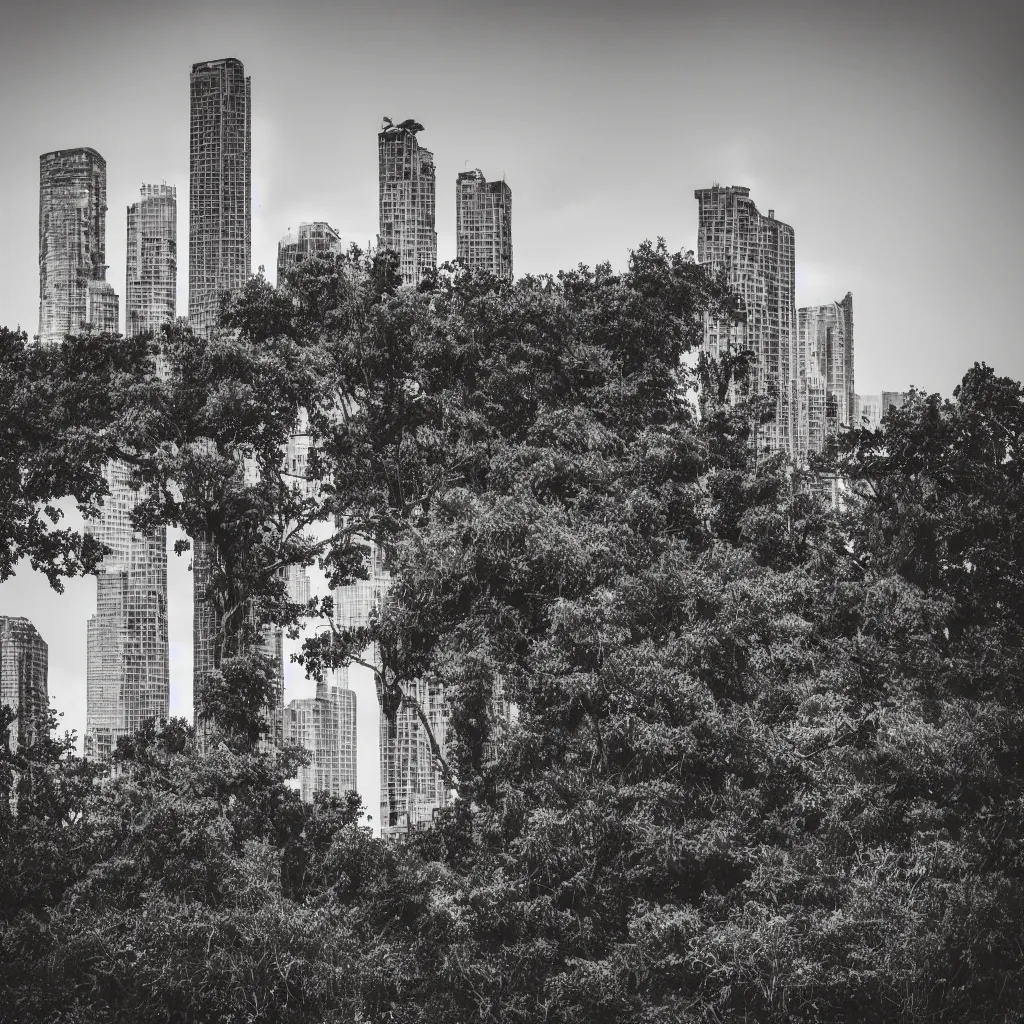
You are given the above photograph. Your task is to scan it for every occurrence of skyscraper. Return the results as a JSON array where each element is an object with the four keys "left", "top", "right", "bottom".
[
  {"left": 277, "top": 222, "right": 342, "bottom": 285},
  {"left": 456, "top": 169, "right": 512, "bottom": 282},
  {"left": 795, "top": 293, "right": 855, "bottom": 461},
  {"left": 283, "top": 673, "right": 357, "bottom": 802},
  {"left": 38, "top": 148, "right": 112, "bottom": 345},
  {"left": 694, "top": 185, "right": 797, "bottom": 455},
  {"left": 189, "top": 58, "right": 251, "bottom": 336},
  {"left": 126, "top": 184, "right": 177, "bottom": 338},
  {"left": 85, "top": 460, "right": 169, "bottom": 761},
  {"left": 0, "top": 617, "right": 48, "bottom": 753},
  {"left": 378, "top": 119, "right": 436, "bottom": 285}
]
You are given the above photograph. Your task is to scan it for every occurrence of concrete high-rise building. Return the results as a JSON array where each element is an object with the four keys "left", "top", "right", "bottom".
[
  {"left": 277, "top": 222, "right": 342, "bottom": 285},
  {"left": 795, "top": 293, "right": 855, "bottom": 461},
  {"left": 84, "top": 460, "right": 169, "bottom": 761},
  {"left": 694, "top": 185, "right": 797, "bottom": 455},
  {"left": 189, "top": 58, "right": 251, "bottom": 337},
  {"left": 38, "top": 148, "right": 113, "bottom": 345},
  {"left": 126, "top": 184, "right": 177, "bottom": 338},
  {"left": 0, "top": 617, "right": 48, "bottom": 753},
  {"left": 378, "top": 119, "right": 436, "bottom": 285},
  {"left": 283, "top": 673, "right": 357, "bottom": 802},
  {"left": 456, "top": 169, "right": 512, "bottom": 282}
]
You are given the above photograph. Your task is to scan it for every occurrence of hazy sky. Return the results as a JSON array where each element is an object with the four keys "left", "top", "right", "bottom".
[{"left": 1, "top": 0, "right": 1022, "bottom": 820}]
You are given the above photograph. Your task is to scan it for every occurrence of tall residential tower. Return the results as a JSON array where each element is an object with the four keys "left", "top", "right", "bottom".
[
  {"left": 189, "top": 58, "right": 251, "bottom": 336},
  {"left": 378, "top": 119, "right": 436, "bottom": 285},
  {"left": 126, "top": 184, "right": 177, "bottom": 338},
  {"left": 694, "top": 185, "right": 797, "bottom": 455},
  {"left": 38, "top": 148, "right": 116, "bottom": 344},
  {"left": 456, "top": 169, "right": 512, "bottom": 282}
]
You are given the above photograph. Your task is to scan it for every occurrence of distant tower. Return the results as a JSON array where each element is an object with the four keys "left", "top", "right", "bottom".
[
  {"left": 86, "top": 281, "right": 119, "bottom": 334},
  {"left": 126, "top": 184, "right": 177, "bottom": 338},
  {"left": 694, "top": 186, "right": 797, "bottom": 455},
  {"left": 84, "top": 460, "right": 169, "bottom": 761},
  {"left": 456, "top": 169, "right": 512, "bottom": 282},
  {"left": 276, "top": 221, "right": 342, "bottom": 286},
  {"left": 189, "top": 58, "right": 251, "bottom": 336},
  {"left": 854, "top": 391, "right": 909, "bottom": 431},
  {"left": 795, "top": 293, "right": 855, "bottom": 462},
  {"left": 0, "top": 617, "right": 48, "bottom": 753},
  {"left": 332, "top": 538, "right": 450, "bottom": 839},
  {"left": 378, "top": 120, "right": 436, "bottom": 285},
  {"left": 283, "top": 670, "right": 357, "bottom": 802},
  {"left": 38, "top": 148, "right": 112, "bottom": 344}
]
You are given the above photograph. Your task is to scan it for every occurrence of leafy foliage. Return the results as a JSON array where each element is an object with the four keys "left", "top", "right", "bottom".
[{"left": 2, "top": 252, "right": 1024, "bottom": 1021}]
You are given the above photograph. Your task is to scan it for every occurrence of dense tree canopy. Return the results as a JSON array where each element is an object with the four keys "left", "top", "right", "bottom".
[{"left": 1, "top": 246, "right": 1023, "bottom": 1022}]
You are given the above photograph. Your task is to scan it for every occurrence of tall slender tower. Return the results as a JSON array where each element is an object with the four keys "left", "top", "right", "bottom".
[
  {"left": 0, "top": 617, "right": 48, "bottom": 753},
  {"left": 189, "top": 58, "right": 251, "bottom": 336},
  {"left": 84, "top": 460, "right": 169, "bottom": 761},
  {"left": 795, "top": 293, "right": 855, "bottom": 462},
  {"left": 126, "top": 184, "right": 177, "bottom": 338},
  {"left": 378, "top": 119, "right": 436, "bottom": 285},
  {"left": 189, "top": 58, "right": 251, "bottom": 733},
  {"left": 694, "top": 185, "right": 797, "bottom": 455},
  {"left": 456, "top": 169, "right": 512, "bottom": 282},
  {"left": 38, "top": 148, "right": 113, "bottom": 344}
]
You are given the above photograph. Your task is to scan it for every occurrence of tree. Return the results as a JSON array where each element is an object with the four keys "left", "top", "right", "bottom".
[{"left": 4, "top": 252, "right": 1024, "bottom": 1022}]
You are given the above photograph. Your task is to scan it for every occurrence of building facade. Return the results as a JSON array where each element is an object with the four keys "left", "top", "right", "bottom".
[
  {"left": 0, "top": 617, "right": 48, "bottom": 753},
  {"left": 38, "top": 148, "right": 111, "bottom": 345},
  {"left": 283, "top": 675, "right": 357, "bottom": 802},
  {"left": 378, "top": 120, "right": 436, "bottom": 285},
  {"left": 694, "top": 185, "right": 797, "bottom": 455},
  {"left": 85, "top": 460, "right": 169, "bottom": 761},
  {"left": 86, "top": 281, "right": 119, "bottom": 334},
  {"left": 189, "top": 58, "right": 251, "bottom": 336},
  {"left": 277, "top": 222, "right": 342, "bottom": 285},
  {"left": 456, "top": 169, "right": 512, "bottom": 281},
  {"left": 126, "top": 184, "right": 177, "bottom": 338},
  {"left": 795, "top": 293, "right": 855, "bottom": 461}
]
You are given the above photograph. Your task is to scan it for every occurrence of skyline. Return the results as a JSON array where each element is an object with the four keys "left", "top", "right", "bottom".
[
  {"left": 1, "top": 0, "right": 1022, "bottom": 829},
  {"left": 2, "top": 0, "right": 1020, "bottom": 396}
]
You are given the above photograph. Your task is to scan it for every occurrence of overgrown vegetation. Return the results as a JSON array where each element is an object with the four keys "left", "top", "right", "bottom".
[{"left": 2, "top": 244, "right": 1022, "bottom": 1021}]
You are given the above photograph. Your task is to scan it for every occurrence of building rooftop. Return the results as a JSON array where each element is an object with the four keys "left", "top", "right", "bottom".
[{"left": 40, "top": 147, "right": 105, "bottom": 164}]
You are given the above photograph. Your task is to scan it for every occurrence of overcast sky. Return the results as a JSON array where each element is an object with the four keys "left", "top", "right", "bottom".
[{"left": 1, "top": 0, "right": 1022, "bottom": 820}]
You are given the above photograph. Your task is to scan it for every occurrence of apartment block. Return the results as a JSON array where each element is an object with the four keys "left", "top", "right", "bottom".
[
  {"left": 456, "top": 169, "right": 512, "bottom": 281},
  {"left": 38, "top": 148, "right": 109, "bottom": 345},
  {"left": 189, "top": 57, "right": 251, "bottom": 336},
  {"left": 0, "top": 617, "right": 48, "bottom": 753},
  {"left": 694, "top": 185, "right": 797, "bottom": 455},
  {"left": 126, "top": 184, "right": 177, "bottom": 338},
  {"left": 277, "top": 221, "right": 342, "bottom": 285},
  {"left": 378, "top": 119, "right": 436, "bottom": 285}
]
